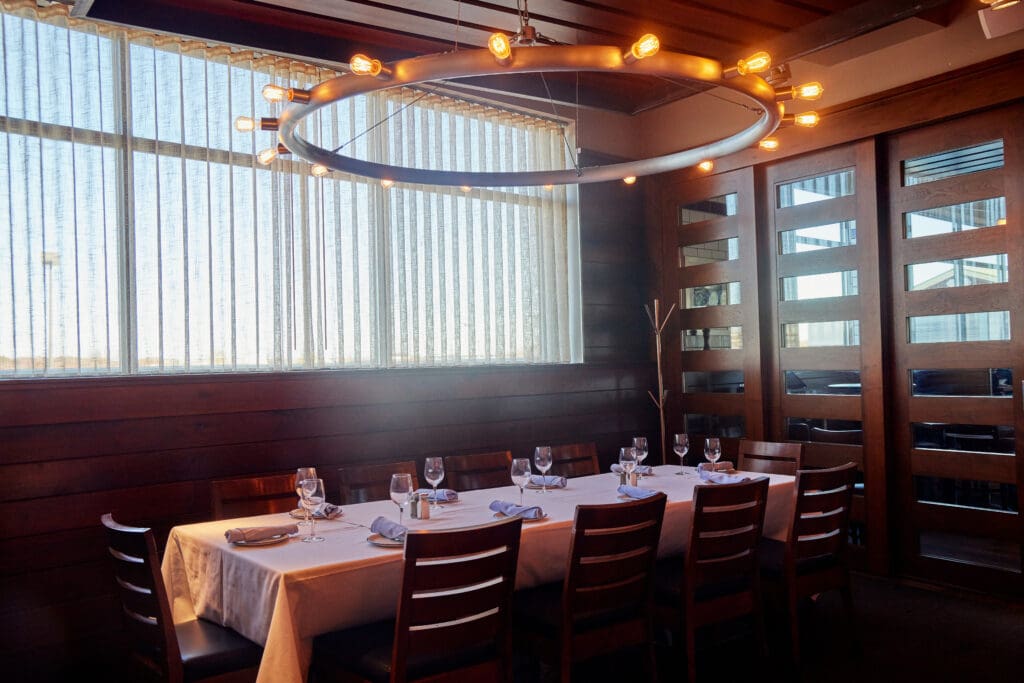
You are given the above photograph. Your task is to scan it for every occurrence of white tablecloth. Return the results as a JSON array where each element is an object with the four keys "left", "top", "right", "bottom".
[{"left": 161, "top": 465, "right": 794, "bottom": 683}]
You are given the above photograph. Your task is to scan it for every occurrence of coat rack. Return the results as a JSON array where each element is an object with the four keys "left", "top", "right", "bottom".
[{"left": 644, "top": 298, "right": 675, "bottom": 465}]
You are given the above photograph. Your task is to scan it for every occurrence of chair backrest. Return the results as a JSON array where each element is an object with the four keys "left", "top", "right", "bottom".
[
  {"left": 787, "top": 463, "right": 857, "bottom": 568},
  {"left": 563, "top": 493, "right": 667, "bottom": 647},
  {"left": 392, "top": 517, "right": 524, "bottom": 682},
  {"left": 101, "top": 513, "right": 182, "bottom": 683},
  {"left": 686, "top": 478, "right": 769, "bottom": 597},
  {"left": 737, "top": 439, "right": 802, "bottom": 476},
  {"left": 443, "top": 451, "right": 513, "bottom": 491},
  {"left": 337, "top": 460, "right": 419, "bottom": 505},
  {"left": 550, "top": 442, "right": 600, "bottom": 478},
  {"left": 210, "top": 472, "right": 298, "bottom": 520}
]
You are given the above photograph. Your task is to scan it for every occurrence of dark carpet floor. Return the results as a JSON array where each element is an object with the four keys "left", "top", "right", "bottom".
[{"left": 514, "top": 572, "right": 1024, "bottom": 682}]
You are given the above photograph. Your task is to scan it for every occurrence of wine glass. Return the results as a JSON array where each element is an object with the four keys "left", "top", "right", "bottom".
[
  {"left": 632, "top": 436, "right": 648, "bottom": 481},
  {"left": 510, "top": 458, "right": 531, "bottom": 506},
  {"left": 704, "top": 437, "right": 721, "bottom": 473},
  {"left": 424, "top": 457, "right": 445, "bottom": 512},
  {"left": 296, "top": 467, "right": 318, "bottom": 527},
  {"left": 299, "top": 478, "right": 326, "bottom": 543},
  {"left": 390, "top": 473, "right": 414, "bottom": 525},
  {"left": 534, "top": 446, "right": 553, "bottom": 493},
  {"left": 619, "top": 446, "right": 637, "bottom": 483},
  {"left": 673, "top": 434, "right": 689, "bottom": 476}
]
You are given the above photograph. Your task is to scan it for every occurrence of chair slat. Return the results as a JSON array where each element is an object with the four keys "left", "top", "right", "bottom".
[
  {"left": 568, "top": 571, "right": 647, "bottom": 615},
  {"left": 407, "top": 579, "right": 510, "bottom": 626},
  {"left": 572, "top": 547, "right": 655, "bottom": 588},
  {"left": 693, "top": 526, "right": 761, "bottom": 561},
  {"left": 797, "top": 486, "right": 852, "bottom": 515},
  {"left": 211, "top": 472, "right": 297, "bottom": 520},
  {"left": 410, "top": 548, "right": 514, "bottom": 591},
  {"left": 338, "top": 461, "right": 419, "bottom": 505},
  {"left": 693, "top": 503, "right": 762, "bottom": 533},
  {"left": 550, "top": 442, "right": 600, "bottom": 478},
  {"left": 573, "top": 522, "right": 660, "bottom": 557},
  {"left": 795, "top": 509, "right": 845, "bottom": 537},
  {"left": 738, "top": 440, "right": 802, "bottom": 476},
  {"left": 443, "top": 451, "right": 513, "bottom": 491},
  {"left": 406, "top": 609, "right": 503, "bottom": 657},
  {"left": 795, "top": 532, "right": 844, "bottom": 560}
]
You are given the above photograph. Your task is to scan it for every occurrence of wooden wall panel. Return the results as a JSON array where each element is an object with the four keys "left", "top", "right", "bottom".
[{"left": 0, "top": 171, "right": 658, "bottom": 681}]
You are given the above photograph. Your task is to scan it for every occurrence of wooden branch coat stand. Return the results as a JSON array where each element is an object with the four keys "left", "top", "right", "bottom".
[{"left": 645, "top": 299, "right": 675, "bottom": 465}]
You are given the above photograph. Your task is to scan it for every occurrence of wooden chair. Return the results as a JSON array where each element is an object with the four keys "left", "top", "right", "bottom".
[
  {"left": 311, "top": 516, "right": 524, "bottom": 683},
  {"left": 759, "top": 462, "right": 858, "bottom": 664},
  {"left": 101, "top": 514, "right": 262, "bottom": 683},
  {"left": 514, "top": 493, "right": 667, "bottom": 681},
  {"left": 737, "top": 439, "right": 802, "bottom": 476},
  {"left": 210, "top": 472, "right": 298, "bottom": 520},
  {"left": 443, "top": 450, "right": 513, "bottom": 491},
  {"left": 656, "top": 477, "right": 770, "bottom": 683},
  {"left": 337, "top": 460, "right": 419, "bottom": 505},
  {"left": 549, "top": 442, "right": 600, "bottom": 478}
]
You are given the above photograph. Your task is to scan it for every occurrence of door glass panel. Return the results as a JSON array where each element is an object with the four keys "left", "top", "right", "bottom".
[
  {"left": 787, "top": 418, "right": 863, "bottom": 444},
  {"left": 779, "top": 220, "right": 856, "bottom": 254},
  {"left": 911, "top": 368, "right": 1012, "bottom": 397},
  {"left": 683, "top": 371, "right": 744, "bottom": 393},
  {"left": 684, "top": 413, "right": 745, "bottom": 438},
  {"left": 919, "top": 530, "right": 1021, "bottom": 574},
  {"left": 904, "top": 197, "right": 1005, "bottom": 238},
  {"left": 682, "top": 327, "right": 742, "bottom": 351},
  {"left": 777, "top": 168, "right": 854, "bottom": 208},
  {"left": 785, "top": 370, "right": 861, "bottom": 395},
  {"left": 681, "top": 237, "right": 739, "bottom": 267},
  {"left": 683, "top": 282, "right": 740, "bottom": 308},
  {"left": 679, "top": 193, "right": 737, "bottom": 225},
  {"left": 782, "top": 320, "right": 860, "bottom": 347},
  {"left": 908, "top": 311, "right": 1010, "bottom": 343},
  {"left": 902, "top": 140, "right": 1004, "bottom": 186},
  {"left": 906, "top": 254, "right": 1008, "bottom": 290},
  {"left": 912, "top": 423, "right": 1015, "bottom": 454},
  {"left": 915, "top": 476, "right": 1018, "bottom": 512},
  {"left": 780, "top": 270, "right": 858, "bottom": 301}
]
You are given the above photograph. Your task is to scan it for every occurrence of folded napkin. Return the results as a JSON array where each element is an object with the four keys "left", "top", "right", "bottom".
[
  {"left": 617, "top": 485, "right": 658, "bottom": 499},
  {"left": 415, "top": 488, "right": 459, "bottom": 502},
  {"left": 224, "top": 524, "right": 298, "bottom": 543},
  {"left": 611, "top": 464, "right": 653, "bottom": 475},
  {"left": 292, "top": 502, "right": 344, "bottom": 520},
  {"left": 489, "top": 500, "right": 545, "bottom": 520},
  {"left": 529, "top": 474, "right": 567, "bottom": 488},
  {"left": 370, "top": 516, "right": 408, "bottom": 541},
  {"left": 698, "top": 468, "right": 750, "bottom": 484},
  {"left": 698, "top": 461, "right": 735, "bottom": 472}
]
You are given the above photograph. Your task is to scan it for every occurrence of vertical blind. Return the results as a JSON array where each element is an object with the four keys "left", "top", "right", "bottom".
[{"left": 0, "top": 1, "right": 582, "bottom": 378}]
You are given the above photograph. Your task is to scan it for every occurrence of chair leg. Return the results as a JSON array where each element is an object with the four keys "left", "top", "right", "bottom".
[
  {"left": 787, "top": 590, "right": 801, "bottom": 666},
  {"left": 685, "top": 621, "right": 697, "bottom": 683},
  {"left": 840, "top": 581, "right": 861, "bottom": 657}
]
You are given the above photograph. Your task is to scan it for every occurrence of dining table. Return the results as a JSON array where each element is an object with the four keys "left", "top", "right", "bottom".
[{"left": 161, "top": 464, "right": 796, "bottom": 683}]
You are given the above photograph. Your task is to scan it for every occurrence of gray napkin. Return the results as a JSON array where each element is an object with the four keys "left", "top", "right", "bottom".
[
  {"left": 529, "top": 474, "right": 566, "bottom": 488},
  {"left": 225, "top": 524, "right": 298, "bottom": 543},
  {"left": 488, "top": 500, "right": 544, "bottom": 520},
  {"left": 370, "top": 516, "right": 408, "bottom": 540},
  {"left": 617, "top": 485, "right": 658, "bottom": 499}
]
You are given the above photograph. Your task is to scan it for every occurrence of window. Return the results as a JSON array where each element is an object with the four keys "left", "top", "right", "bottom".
[{"left": 0, "top": 6, "right": 581, "bottom": 377}]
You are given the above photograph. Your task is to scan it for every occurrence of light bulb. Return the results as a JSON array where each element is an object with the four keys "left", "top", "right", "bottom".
[
  {"left": 758, "top": 137, "right": 780, "bottom": 151},
  {"left": 982, "top": 0, "right": 1020, "bottom": 9},
  {"left": 311, "top": 164, "right": 330, "bottom": 177},
  {"left": 736, "top": 51, "right": 771, "bottom": 76},
  {"left": 630, "top": 34, "right": 660, "bottom": 61},
  {"left": 257, "top": 147, "right": 278, "bottom": 165},
  {"left": 698, "top": 160, "right": 714, "bottom": 173},
  {"left": 622, "top": 176, "right": 637, "bottom": 185},
  {"left": 261, "top": 84, "right": 288, "bottom": 103},
  {"left": 488, "top": 33, "right": 512, "bottom": 64},
  {"left": 543, "top": 184, "right": 554, "bottom": 191},
  {"left": 460, "top": 185, "right": 472, "bottom": 192},
  {"left": 234, "top": 116, "right": 256, "bottom": 133},
  {"left": 793, "top": 111, "right": 820, "bottom": 127},
  {"left": 996, "top": 217, "right": 1007, "bottom": 225},
  {"left": 350, "top": 54, "right": 382, "bottom": 77},
  {"left": 795, "top": 82, "right": 824, "bottom": 100},
  {"left": 380, "top": 178, "right": 395, "bottom": 189}
]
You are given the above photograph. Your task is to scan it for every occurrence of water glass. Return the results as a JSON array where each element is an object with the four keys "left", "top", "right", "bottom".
[
  {"left": 296, "top": 467, "right": 318, "bottom": 526},
  {"left": 619, "top": 446, "right": 638, "bottom": 481},
  {"left": 705, "top": 437, "right": 721, "bottom": 471},
  {"left": 390, "top": 473, "right": 414, "bottom": 525},
  {"left": 534, "top": 446, "right": 553, "bottom": 493},
  {"left": 424, "top": 457, "right": 445, "bottom": 512},
  {"left": 632, "top": 436, "right": 648, "bottom": 480},
  {"left": 299, "top": 478, "right": 326, "bottom": 543},
  {"left": 511, "top": 458, "right": 531, "bottom": 506},
  {"left": 673, "top": 434, "right": 689, "bottom": 476}
]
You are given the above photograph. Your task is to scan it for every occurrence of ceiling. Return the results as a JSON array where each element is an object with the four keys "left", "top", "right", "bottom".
[{"left": 72, "top": 0, "right": 964, "bottom": 114}]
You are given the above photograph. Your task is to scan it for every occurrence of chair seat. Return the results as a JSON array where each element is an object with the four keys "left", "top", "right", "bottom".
[
  {"left": 313, "top": 619, "right": 498, "bottom": 683},
  {"left": 758, "top": 537, "right": 840, "bottom": 578},
  {"left": 177, "top": 618, "right": 262, "bottom": 681}
]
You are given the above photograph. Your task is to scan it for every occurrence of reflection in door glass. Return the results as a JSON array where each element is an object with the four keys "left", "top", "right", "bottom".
[
  {"left": 787, "top": 418, "right": 863, "bottom": 444},
  {"left": 910, "top": 368, "right": 1012, "bottom": 397},
  {"left": 682, "top": 327, "right": 742, "bottom": 351},
  {"left": 684, "top": 413, "right": 745, "bottom": 438},
  {"left": 906, "top": 254, "right": 1008, "bottom": 290},
  {"left": 777, "top": 169, "right": 854, "bottom": 208},
  {"left": 681, "top": 238, "right": 739, "bottom": 267},
  {"left": 683, "top": 371, "right": 744, "bottom": 393},
  {"left": 779, "top": 220, "right": 856, "bottom": 254},
  {"left": 785, "top": 370, "right": 861, "bottom": 395},
  {"left": 679, "top": 193, "right": 737, "bottom": 225},
  {"left": 683, "top": 282, "right": 740, "bottom": 309},
  {"left": 915, "top": 476, "right": 1017, "bottom": 511},
  {"left": 782, "top": 320, "right": 860, "bottom": 347},
  {"left": 902, "top": 140, "right": 1003, "bottom": 186},
  {"left": 780, "top": 270, "right": 858, "bottom": 301},
  {"left": 912, "top": 422, "right": 1015, "bottom": 454},
  {"left": 904, "top": 197, "right": 1005, "bottom": 238},
  {"left": 908, "top": 311, "right": 1010, "bottom": 343}
]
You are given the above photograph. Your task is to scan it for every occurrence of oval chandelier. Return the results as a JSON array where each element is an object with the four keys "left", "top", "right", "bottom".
[{"left": 237, "top": 34, "right": 823, "bottom": 187}]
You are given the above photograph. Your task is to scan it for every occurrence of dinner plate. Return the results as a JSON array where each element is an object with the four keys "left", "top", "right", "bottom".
[
  {"left": 232, "top": 533, "right": 293, "bottom": 547},
  {"left": 366, "top": 533, "right": 404, "bottom": 548},
  {"left": 493, "top": 511, "right": 549, "bottom": 523}
]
